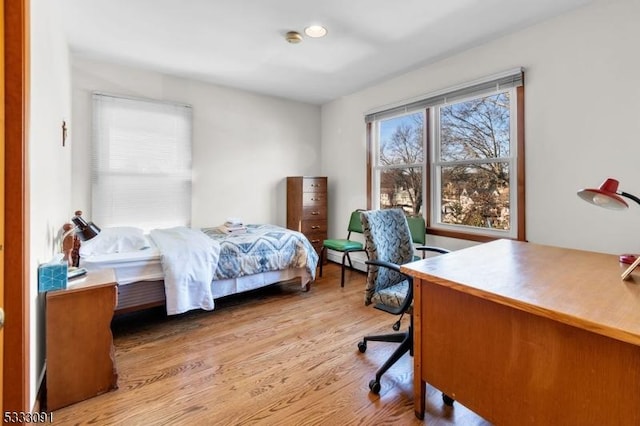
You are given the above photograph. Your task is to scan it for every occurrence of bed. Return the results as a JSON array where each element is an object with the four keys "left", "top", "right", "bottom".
[{"left": 74, "top": 224, "right": 319, "bottom": 315}]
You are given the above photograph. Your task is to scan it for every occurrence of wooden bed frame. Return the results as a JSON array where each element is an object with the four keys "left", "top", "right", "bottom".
[{"left": 62, "top": 219, "right": 312, "bottom": 315}]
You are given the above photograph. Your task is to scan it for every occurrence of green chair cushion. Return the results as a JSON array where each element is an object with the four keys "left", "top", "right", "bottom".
[{"left": 323, "top": 238, "right": 364, "bottom": 252}]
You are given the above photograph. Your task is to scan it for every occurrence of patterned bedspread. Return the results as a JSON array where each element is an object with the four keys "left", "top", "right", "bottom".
[{"left": 201, "top": 224, "right": 319, "bottom": 281}]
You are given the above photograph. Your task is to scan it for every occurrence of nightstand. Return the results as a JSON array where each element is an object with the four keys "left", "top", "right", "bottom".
[{"left": 45, "top": 268, "right": 118, "bottom": 411}]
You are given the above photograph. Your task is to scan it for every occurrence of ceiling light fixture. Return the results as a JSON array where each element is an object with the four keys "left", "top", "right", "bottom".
[
  {"left": 304, "top": 25, "right": 327, "bottom": 38},
  {"left": 285, "top": 31, "right": 303, "bottom": 44}
]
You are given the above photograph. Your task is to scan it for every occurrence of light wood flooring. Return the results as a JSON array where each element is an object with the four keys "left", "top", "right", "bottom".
[{"left": 51, "top": 263, "right": 490, "bottom": 425}]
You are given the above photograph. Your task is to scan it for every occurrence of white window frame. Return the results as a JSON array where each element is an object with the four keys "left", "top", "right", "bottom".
[
  {"left": 365, "top": 68, "right": 525, "bottom": 242},
  {"left": 430, "top": 88, "right": 518, "bottom": 239},
  {"left": 371, "top": 110, "right": 426, "bottom": 215}
]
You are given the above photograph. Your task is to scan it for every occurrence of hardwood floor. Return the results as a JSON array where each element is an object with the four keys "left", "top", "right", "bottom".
[{"left": 51, "top": 263, "right": 490, "bottom": 425}]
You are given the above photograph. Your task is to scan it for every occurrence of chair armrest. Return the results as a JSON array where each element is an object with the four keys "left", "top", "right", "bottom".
[
  {"left": 365, "top": 259, "right": 402, "bottom": 272},
  {"left": 416, "top": 246, "right": 450, "bottom": 255}
]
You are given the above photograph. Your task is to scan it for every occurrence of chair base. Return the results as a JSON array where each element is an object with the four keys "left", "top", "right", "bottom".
[
  {"left": 359, "top": 314, "right": 414, "bottom": 395},
  {"left": 360, "top": 330, "right": 412, "bottom": 393},
  {"left": 358, "top": 319, "right": 455, "bottom": 405}
]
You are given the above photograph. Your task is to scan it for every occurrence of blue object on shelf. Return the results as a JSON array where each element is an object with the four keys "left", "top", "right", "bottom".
[{"left": 38, "top": 261, "right": 68, "bottom": 292}]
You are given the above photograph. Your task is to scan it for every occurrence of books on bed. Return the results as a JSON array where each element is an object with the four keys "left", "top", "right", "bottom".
[
  {"left": 222, "top": 226, "right": 247, "bottom": 234},
  {"left": 222, "top": 218, "right": 247, "bottom": 234}
]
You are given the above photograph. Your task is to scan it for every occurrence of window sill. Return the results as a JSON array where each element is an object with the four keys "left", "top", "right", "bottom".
[{"left": 426, "top": 227, "right": 525, "bottom": 243}]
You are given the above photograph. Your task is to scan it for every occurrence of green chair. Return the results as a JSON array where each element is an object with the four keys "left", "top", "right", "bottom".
[
  {"left": 319, "top": 209, "right": 366, "bottom": 287},
  {"left": 407, "top": 215, "right": 426, "bottom": 260},
  {"left": 406, "top": 215, "right": 442, "bottom": 259}
]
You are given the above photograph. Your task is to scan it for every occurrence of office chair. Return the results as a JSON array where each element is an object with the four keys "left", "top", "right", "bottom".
[
  {"left": 319, "top": 209, "right": 366, "bottom": 287},
  {"left": 357, "top": 209, "right": 453, "bottom": 405}
]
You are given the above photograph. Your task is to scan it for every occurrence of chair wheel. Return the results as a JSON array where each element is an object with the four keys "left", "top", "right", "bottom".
[
  {"left": 369, "top": 379, "right": 381, "bottom": 394},
  {"left": 357, "top": 341, "right": 367, "bottom": 353},
  {"left": 442, "top": 393, "right": 455, "bottom": 406},
  {"left": 392, "top": 321, "right": 400, "bottom": 331}
]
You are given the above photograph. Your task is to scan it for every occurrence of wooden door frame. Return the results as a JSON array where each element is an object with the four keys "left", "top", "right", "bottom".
[
  {"left": 0, "top": 0, "right": 4, "bottom": 414},
  {"left": 3, "top": 0, "right": 29, "bottom": 414}
]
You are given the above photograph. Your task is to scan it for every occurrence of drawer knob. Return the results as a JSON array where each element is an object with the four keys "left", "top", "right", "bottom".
[
  {"left": 311, "top": 211, "right": 319, "bottom": 215},
  {"left": 311, "top": 225, "right": 320, "bottom": 229}
]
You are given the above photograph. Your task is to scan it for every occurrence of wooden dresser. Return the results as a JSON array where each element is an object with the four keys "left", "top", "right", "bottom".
[
  {"left": 46, "top": 268, "right": 118, "bottom": 411},
  {"left": 286, "top": 176, "right": 327, "bottom": 256}
]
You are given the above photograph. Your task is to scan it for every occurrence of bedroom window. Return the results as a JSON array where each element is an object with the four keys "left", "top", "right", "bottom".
[
  {"left": 92, "top": 93, "right": 193, "bottom": 230},
  {"left": 366, "top": 68, "right": 525, "bottom": 242},
  {"left": 371, "top": 111, "right": 426, "bottom": 216}
]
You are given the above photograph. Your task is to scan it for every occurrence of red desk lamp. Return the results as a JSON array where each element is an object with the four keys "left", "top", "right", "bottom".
[
  {"left": 577, "top": 178, "right": 640, "bottom": 210},
  {"left": 578, "top": 178, "right": 640, "bottom": 278}
]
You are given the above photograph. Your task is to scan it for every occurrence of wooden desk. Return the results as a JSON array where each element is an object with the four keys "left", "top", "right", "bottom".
[
  {"left": 46, "top": 268, "right": 118, "bottom": 410},
  {"left": 401, "top": 239, "right": 640, "bottom": 425}
]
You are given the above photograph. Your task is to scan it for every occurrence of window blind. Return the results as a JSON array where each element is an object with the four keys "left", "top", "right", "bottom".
[
  {"left": 364, "top": 67, "right": 524, "bottom": 123},
  {"left": 91, "top": 93, "right": 193, "bottom": 231}
]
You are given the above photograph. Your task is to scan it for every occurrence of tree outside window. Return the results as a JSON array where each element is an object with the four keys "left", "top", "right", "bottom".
[
  {"left": 369, "top": 77, "right": 524, "bottom": 242},
  {"left": 375, "top": 112, "right": 424, "bottom": 217},
  {"left": 436, "top": 92, "right": 512, "bottom": 231}
]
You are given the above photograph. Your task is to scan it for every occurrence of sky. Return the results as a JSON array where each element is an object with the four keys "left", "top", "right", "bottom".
[{"left": 379, "top": 112, "right": 422, "bottom": 142}]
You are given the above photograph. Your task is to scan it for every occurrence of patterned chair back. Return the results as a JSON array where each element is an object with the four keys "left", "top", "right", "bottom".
[{"left": 360, "top": 209, "right": 414, "bottom": 305}]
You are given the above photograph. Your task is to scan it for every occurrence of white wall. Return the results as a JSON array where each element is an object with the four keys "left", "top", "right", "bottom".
[
  {"left": 70, "top": 58, "right": 322, "bottom": 228},
  {"left": 322, "top": 0, "right": 640, "bottom": 256},
  {"left": 29, "top": 0, "right": 73, "bottom": 408}
]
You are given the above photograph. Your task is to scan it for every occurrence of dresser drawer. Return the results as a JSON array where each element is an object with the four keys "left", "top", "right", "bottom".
[
  {"left": 303, "top": 192, "right": 326, "bottom": 206},
  {"left": 301, "top": 220, "right": 327, "bottom": 235},
  {"left": 302, "top": 206, "right": 327, "bottom": 220},
  {"left": 309, "top": 240, "right": 324, "bottom": 255},
  {"left": 304, "top": 231, "right": 326, "bottom": 249},
  {"left": 302, "top": 178, "right": 327, "bottom": 193}
]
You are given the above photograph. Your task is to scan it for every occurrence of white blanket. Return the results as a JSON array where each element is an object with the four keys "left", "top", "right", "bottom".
[{"left": 150, "top": 227, "right": 221, "bottom": 315}]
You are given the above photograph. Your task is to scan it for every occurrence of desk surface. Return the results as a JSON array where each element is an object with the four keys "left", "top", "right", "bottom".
[{"left": 401, "top": 239, "right": 640, "bottom": 346}]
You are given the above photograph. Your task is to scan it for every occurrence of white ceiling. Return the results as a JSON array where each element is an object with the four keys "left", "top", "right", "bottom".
[{"left": 58, "top": 0, "right": 593, "bottom": 105}]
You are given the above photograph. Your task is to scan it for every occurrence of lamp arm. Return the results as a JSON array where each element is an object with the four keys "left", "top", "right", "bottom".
[{"left": 620, "top": 191, "right": 640, "bottom": 207}]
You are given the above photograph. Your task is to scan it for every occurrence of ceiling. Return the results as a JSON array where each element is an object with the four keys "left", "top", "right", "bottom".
[{"left": 58, "top": 0, "right": 592, "bottom": 105}]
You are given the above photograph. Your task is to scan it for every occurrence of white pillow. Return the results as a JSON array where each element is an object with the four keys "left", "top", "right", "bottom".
[{"left": 79, "top": 227, "right": 148, "bottom": 257}]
